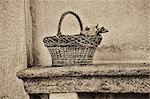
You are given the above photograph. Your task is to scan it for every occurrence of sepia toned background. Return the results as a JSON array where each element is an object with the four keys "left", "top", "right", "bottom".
[
  {"left": 33, "top": 0, "right": 150, "bottom": 66},
  {"left": 0, "top": 0, "right": 149, "bottom": 99}
]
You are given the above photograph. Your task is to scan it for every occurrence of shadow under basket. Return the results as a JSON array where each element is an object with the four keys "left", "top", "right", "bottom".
[{"left": 47, "top": 46, "right": 96, "bottom": 66}]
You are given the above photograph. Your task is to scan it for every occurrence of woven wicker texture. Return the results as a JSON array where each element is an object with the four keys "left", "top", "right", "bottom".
[
  {"left": 43, "top": 34, "right": 102, "bottom": 47},
  {"left": 43, "top": 11, "right": 108, "bottom": 66}
]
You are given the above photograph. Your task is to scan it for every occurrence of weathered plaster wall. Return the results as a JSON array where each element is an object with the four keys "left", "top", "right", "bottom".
[
  {"left": 0, "top": 0, "right": 30, "bottom": 98},
  {"left": 32, "top": 0, "right": 150, "bottom": 66},
  {"left": 0, "top": 0, "right": 149, "bottom": 99}
]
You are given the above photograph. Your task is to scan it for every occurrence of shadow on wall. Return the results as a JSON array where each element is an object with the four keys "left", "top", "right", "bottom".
[{"left": 78, "top": 93, "right": 149, "bottom": 99}]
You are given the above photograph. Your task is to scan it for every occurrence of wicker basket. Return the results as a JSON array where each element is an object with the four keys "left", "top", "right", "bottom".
[{"left": 43, "top": 11, "right": 102, "bottom": 66}]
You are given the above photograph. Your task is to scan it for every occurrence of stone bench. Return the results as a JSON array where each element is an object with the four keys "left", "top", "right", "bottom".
[{"left": 17, "top": 63, "right": 150, "bottom": 99}]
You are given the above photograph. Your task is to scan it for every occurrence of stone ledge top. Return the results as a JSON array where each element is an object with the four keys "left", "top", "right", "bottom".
[{"left": 17, "top": 63, "right": 150, "bottom": 79}]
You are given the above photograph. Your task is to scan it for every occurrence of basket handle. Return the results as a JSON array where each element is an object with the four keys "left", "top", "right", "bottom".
[{"left": 57, "top": 11, "right": 83, "bottom": 36}]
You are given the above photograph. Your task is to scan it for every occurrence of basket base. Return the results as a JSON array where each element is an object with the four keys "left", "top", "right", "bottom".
[{"left": 52, "top": 59, "right": 93, "bottom": 67}]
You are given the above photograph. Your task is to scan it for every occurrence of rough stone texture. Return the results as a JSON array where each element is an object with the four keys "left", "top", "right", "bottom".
[
  {"left": 17, "top": 63, "right": 150, "bottom": 78},
  {"left": 0, "top": 0, "right": 30, "bottom": 99},
  {"left": 31, "top": 0, "right": 150, "bottom": 66},
  {"left": 17, "top": 63, "right": 150, "bottom": 79},
  {"left": 23, "top": 75, "right": 150, "bottom": 94},
  {"left": 17, "top": 63, "right": 150, "bottom": 94}
]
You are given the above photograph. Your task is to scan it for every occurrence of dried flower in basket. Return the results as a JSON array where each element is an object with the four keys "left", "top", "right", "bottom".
[
  {"left": 43, "top": 11, "right": 109, "bottom": 66},
  {"left": 81, "top": 24, "right": 109, "bottom": 36}
]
